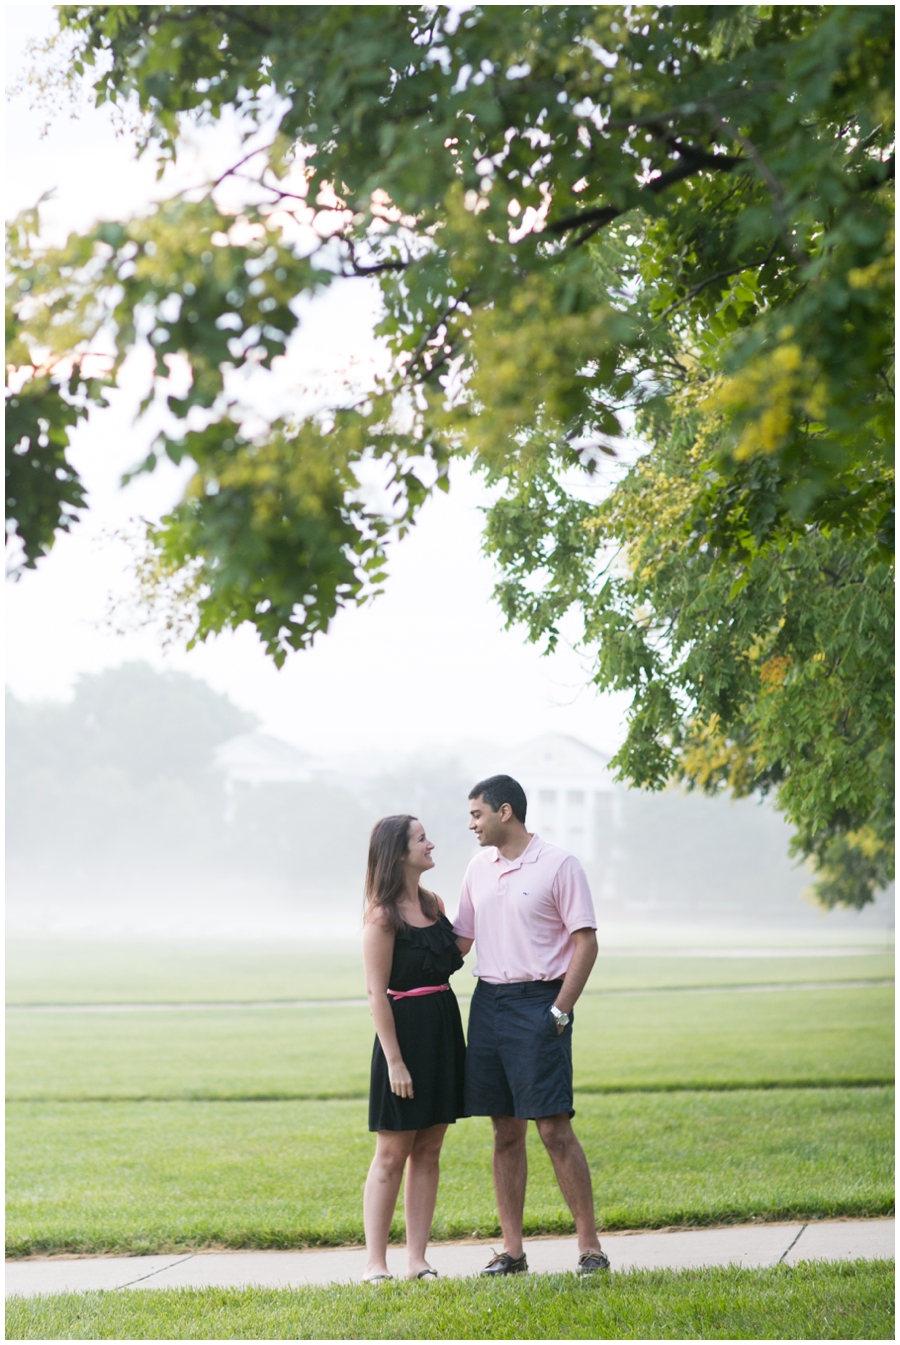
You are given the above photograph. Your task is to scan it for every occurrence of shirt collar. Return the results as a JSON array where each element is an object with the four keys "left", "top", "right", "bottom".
[{"left": 489, "top": 833, "right": 544, "bottom": 868}]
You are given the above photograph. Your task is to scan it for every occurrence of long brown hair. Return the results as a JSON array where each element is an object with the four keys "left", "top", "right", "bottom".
[{"left": 364, "top": 814, "right": 440, "bottom": 932}]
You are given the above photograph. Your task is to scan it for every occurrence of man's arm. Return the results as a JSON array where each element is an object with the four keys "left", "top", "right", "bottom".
[
  {"left": 554, "top": 927, "right": 598, "bottom": 1022},
  {"left": 453, "top": 875, "right": 475, "bottom": 956}
]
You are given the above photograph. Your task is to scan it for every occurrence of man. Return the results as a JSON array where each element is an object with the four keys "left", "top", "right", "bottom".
[{"left": 453, "top": 774, "right": 609, "bottom": 1276}]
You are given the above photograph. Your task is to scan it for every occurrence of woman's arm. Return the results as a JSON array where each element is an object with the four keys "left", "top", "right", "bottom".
[{"left": 363, "top": 916, "right": 414, "bottom": 1099}]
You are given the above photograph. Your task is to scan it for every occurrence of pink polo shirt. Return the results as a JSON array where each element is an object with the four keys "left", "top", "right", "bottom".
[{"left": 453, "top": 834, "right": 597, "bottom": 984}]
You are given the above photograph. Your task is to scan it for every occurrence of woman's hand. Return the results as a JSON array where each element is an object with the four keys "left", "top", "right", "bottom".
[{"left": 388, "top": 1061, "right": 414, "bottom": 1099}]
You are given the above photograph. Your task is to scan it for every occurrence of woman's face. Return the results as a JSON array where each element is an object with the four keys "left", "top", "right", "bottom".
[{"left": 405, "top": 819, "right": 435, "bottom": 875}]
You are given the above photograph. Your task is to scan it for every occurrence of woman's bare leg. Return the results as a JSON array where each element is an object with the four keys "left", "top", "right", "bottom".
[
  {"left": 404, "top": 1124, "right": 449, "bottom": 1276},
  {"left": 363, "top": 1130, "right": 416, "bottom": 1277}
]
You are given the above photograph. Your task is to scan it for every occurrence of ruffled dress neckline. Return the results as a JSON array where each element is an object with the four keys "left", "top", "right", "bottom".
[
  {"left": 391, "top": 912, "right": 462, "bottom": 984},
  {"left": 397, "top": 911, "right": 456, "bottom": 943}
]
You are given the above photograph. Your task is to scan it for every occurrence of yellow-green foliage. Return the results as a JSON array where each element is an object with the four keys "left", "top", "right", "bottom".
[{"left": 8, "top": 5, "right": 893, "bottom": 893}]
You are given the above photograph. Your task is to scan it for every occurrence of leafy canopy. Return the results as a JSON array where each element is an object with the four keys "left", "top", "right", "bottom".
[{"left": 6, "top": 4, "right": 893, "bottom": 905}]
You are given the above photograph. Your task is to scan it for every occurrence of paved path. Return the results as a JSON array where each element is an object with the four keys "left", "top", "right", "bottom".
[{"left": 6, "top": 1220, "right": 893, "bottom": 1297}]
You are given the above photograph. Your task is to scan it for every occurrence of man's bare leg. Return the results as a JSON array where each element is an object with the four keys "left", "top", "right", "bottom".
[
  {"left": 534, "top": 1113, "right": 602, "bottom": 1254},
  {"left": 491, "top": 1115, "right": 528, "bottom": 1259}
]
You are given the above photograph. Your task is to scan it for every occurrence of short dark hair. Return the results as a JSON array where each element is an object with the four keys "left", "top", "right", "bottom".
[{"left": 469, "top": 774, "right": 527, "bottom": 823}]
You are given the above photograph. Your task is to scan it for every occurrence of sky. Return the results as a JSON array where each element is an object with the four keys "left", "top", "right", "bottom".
[{"left": 4, "top": 5, "right": 637, "bottom": 762}]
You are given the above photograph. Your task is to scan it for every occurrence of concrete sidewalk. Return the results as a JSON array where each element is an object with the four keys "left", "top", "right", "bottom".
[{"left": 6, "top": 1219, "right": 893, "bottom": 1297}]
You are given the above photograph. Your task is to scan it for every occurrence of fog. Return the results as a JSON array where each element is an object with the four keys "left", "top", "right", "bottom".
[
  {"left": 7, "top": 662, "right": 893, "bottom": 943},
  {"left": 5, "top": 10, "right": 893, "bottom": 950}
]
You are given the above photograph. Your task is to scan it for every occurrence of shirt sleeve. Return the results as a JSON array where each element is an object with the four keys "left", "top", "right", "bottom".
[
  {"left": 453, "top": 867, "right": 476, "bottom": 939},
  {"left": 553, "top": 855, "right": 597, "bottom": 933}
]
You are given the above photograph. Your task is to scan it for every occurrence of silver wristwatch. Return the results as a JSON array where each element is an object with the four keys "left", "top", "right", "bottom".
[{"left": 550, "top": 1005, "right": 570, "bottom": 1028}]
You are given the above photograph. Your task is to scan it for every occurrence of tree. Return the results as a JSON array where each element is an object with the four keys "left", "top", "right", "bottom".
[
  {"left": 6, "top": 664, "right": 255, "bottom": 880},
  {"left": 7, "top": 6, "right": 893, "bottom": 905},
  {"left": 7, "top": 661, "right": 256, "bottom": 786},
  {"left": 488, "top": 417, "right": 893, "bottom": 908}
]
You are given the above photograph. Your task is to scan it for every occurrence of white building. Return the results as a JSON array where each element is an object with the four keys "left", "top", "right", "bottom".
[
  {"left": 213, "top": 733, "right": 313, "bottom": 816},
  {"left": 503, "top": 733, "right": 619, "bottom": 865},
  {"left": 212, "top": 728, "right": 620, "bottom": 871}
]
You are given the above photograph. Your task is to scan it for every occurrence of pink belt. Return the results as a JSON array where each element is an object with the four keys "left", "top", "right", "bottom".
[{"left": 388, "top": 984, "right": 450, "bottom": 1000}]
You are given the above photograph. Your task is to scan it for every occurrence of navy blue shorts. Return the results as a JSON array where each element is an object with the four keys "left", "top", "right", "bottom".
[{"left": 464, "top": 979, "right": 574, "bottom": 1120}]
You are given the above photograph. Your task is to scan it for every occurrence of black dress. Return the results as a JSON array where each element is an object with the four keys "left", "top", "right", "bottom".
[{"left": 368, "top": 913, "right": 467, "bottom": 1132}]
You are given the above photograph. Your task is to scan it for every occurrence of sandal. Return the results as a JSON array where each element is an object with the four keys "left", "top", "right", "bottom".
[
  {"left": 415, "top": 1267, "right": 439, "bottom": 1280},
  {"left": 362, "top": 1272, "right": 394, "bottom": 1285}
]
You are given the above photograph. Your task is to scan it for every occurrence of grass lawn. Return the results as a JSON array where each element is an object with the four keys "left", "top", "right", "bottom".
[
  {"left": 6, "top": 936, "right": 893, "bottom": 1004},
  {"left": 6, "top": 938, "right": 371, "bottom": 1005},
  {"left": 6, "top": 1088, "right": 893, "bottom": 1256},
  {"left": 7, "top": 985, "right": 893, "bottom": 1100},
  {"left": 5, "top": 1261, "right": 895, "bottom": 1340},
  {"left": 6, "top": 937, "right": 895, "bottom": 1284}
]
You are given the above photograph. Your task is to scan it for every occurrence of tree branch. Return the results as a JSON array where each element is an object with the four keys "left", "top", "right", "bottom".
[
  {"left": 341, "top": 238, "right": 409, "bottom": 275},
  {"left": 856, "top": 154, "right": 895, "bottom": 192},
  {"left": 206, "top": 6, "right": 274, "bottom": 40},
  {"left": 701, "top": 104, "right": 808, "bottom": 265},
  {"left": 605, "top": 87, "right": 781, "bottom": 133},
  {"left": 656, "top": 239, "right": 778, "bottom": 322},
  {"left": 212, "top": 145, "right": 274, "bottom": 189},
  {"left": 650, "top": 129, "right": 744, "bottom": 174},
  {"left": 546, "top": 150, "right": 742, "bottom": 244},
  {"left": 406, "top": 286, "right": 472, "bottom": 374}
]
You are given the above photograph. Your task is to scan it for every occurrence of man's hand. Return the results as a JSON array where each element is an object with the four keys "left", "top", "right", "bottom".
[{"left": 554, "top": 928, "right": 599, "bottom": 1027}]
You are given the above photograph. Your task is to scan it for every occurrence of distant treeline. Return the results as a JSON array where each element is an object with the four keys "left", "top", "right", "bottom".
[
  {"left": 7, "top": 662, "right": 825, "bottom": 920},
  {"left": 5, "top": 663, "right": 475, "bottom": 897}
]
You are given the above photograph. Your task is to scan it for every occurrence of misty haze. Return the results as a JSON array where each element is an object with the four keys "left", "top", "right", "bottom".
[
  {"left": 7, "top": 661, "right": 893, "bottom": 943},
  {"left": 5, "top": 9, "right": 893, "bottom": 1328}
]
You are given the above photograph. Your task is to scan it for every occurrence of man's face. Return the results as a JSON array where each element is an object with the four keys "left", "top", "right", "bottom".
[{"left": 468, "top": 795, "right": 507, "bottom": 848}]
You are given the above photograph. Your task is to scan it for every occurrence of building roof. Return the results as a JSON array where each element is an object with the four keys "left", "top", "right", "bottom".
[
  {"left": 212, "top": 729, "right": 615, "bottom": 792},
  {"left": 213, "top": 733, "right": 311, "bottom": 773},
  {"left": 504, "top": 732, "right": 614, "bottom": 785}
]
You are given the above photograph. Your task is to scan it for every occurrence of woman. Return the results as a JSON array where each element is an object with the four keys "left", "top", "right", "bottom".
[{"left": 362, "top": 814, "right": 467, "bottom": 1283}]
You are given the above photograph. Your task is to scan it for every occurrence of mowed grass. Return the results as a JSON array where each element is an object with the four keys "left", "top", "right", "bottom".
[
  {"left": 6, "top": 938, "right": 371, "bottom": 1005},
  {"left": 6, "top": 938, "right": 895, "bottom": 1263},
  {"left": 6, "top": 1088, "right": 893, "bottom": 1256},
  {"left": 6, "top": 1261, "right": 895, "bottom": 1340},
  {"left": 6, "top": 936, "right": 893, "bottom": 1004},
  {"left": 7, "top": 986, "right": 893, "bottom": 1100}
]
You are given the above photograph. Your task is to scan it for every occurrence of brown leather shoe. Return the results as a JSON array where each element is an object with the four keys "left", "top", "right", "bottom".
[
  {"left": 481, "top": 1249, "right": 528, "bottom": 1276},
  {"left": 577, "top": 1249, "right": 610, "bottom": 1274}
]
